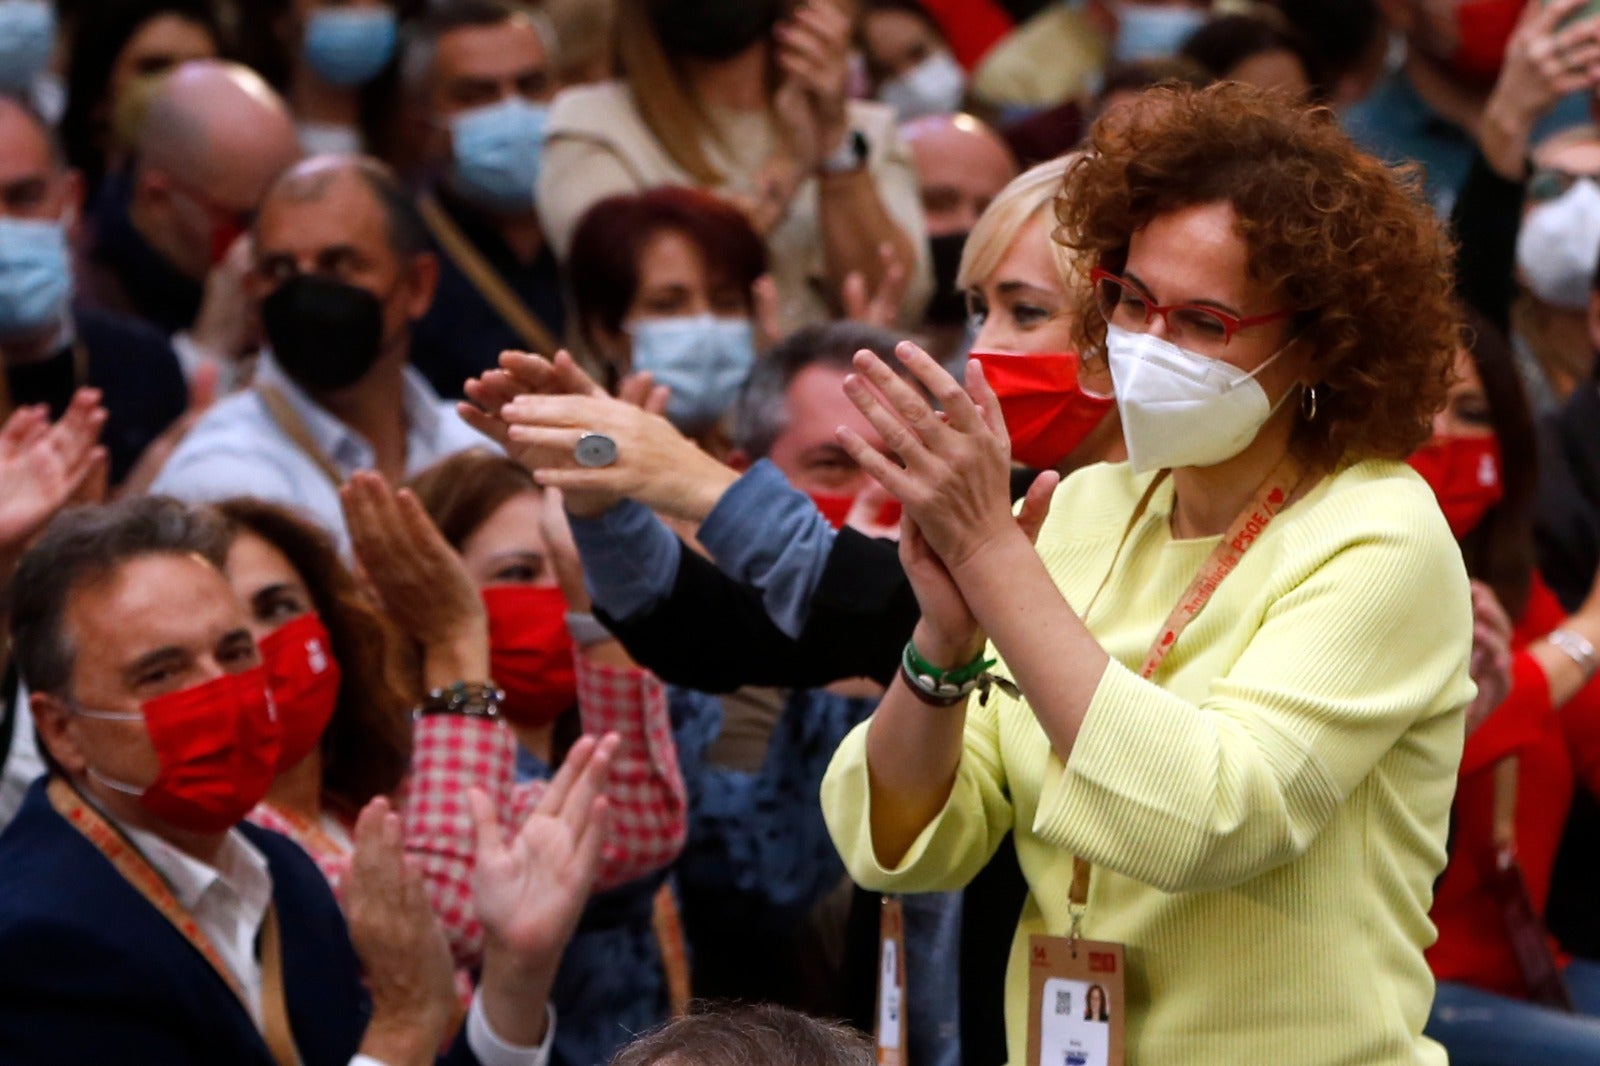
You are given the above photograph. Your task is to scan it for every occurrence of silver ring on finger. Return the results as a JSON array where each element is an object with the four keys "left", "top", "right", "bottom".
[{"left": 574, "top": 431, "right": 619, "bottom": 468}]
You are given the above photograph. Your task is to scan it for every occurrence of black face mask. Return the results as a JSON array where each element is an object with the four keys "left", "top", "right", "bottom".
[
  {"left": 648, "top": 0, "right": 787, "bottom": 61},
  {"left": 925, "top": 231, "right": 970, "bottom": 327},
  {"left": 261, "top": 275, "right": 387, "bottom": 393}
]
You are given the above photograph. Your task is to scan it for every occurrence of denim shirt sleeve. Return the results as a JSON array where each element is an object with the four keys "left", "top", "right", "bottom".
[
  {"left": 568, "top": 500, "right": 682, "bottom": 621},
  {"left": 673, "top": 687, "right": 876, "bottom": 921},
  {"left": 695, "top": 460, "right": 837, "bottom": 639}
]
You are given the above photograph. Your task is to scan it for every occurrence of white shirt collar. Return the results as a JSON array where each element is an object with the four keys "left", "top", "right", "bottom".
[{"left": 254, "top": 351, "right": 445, "bottom": 472}]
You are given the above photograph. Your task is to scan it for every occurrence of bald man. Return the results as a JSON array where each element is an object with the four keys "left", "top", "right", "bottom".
[
  {"left": 152, "top": 155, "right": 485, "bottom": 545},
  {"left": 900, "top": 113, "right": 1018, "bottom": 350},
  {"left": 82, "top": 60, "right": 301, "bottom": 359}
]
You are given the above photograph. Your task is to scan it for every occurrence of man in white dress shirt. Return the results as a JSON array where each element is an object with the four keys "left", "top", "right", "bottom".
[{"left": 153, "top": 155, "right": 489, "bottom": 547}]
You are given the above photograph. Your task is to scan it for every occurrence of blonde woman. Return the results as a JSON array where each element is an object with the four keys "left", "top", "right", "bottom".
[
  {"left": 536, "top": 0, "right": 929, "bottom": 331},
  {"left": 473, "top": 154, "right": 1120, "bottom": 691}
]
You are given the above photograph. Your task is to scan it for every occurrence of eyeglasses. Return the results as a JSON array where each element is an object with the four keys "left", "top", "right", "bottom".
[
  {"left": 1527, "top": 167, "right": 1600, "bottom": 204},
  {"left": 1090, "top": 267, "right": 1294, "bottom": 349}
]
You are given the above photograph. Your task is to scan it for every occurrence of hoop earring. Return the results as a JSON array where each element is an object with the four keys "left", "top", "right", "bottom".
[{"left": 1300, "top": 384, "right": 1318, "bottom": 422}]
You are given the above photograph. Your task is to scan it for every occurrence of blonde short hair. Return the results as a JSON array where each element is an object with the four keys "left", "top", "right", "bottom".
[{"left": 955, "top": 155, "right": 1081, "bottom": 295}]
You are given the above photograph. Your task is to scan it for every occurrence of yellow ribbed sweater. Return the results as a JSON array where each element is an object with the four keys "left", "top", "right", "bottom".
[{"left": 821, "top": 459, "right": 1474, "bottom": 1065}]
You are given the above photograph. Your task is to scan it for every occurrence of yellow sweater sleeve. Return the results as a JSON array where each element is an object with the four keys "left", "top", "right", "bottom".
[
  {"left": 820, "top": 691, "right": 1014, "bottom": 893},
  {"left": 1034, "top": 492, "right": 1473, "bottom": 894}
]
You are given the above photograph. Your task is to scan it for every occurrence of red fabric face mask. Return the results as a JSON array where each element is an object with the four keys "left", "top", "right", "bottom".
[
  {"left": 970, "top": 350, "right": 1115, "bottom": 470},
  {"left": 1450, "top": 0, "right": 1526, "bottom": 83},
  {"left": 808, "top": 493, "right": 856, "bottom": 530},
  {"left": 807, "top": 493, "right": 903, "bottom": 531},
  {"left": 260, "top": 612, "right": 342, "bottom": 774},
  {"left": 79, "top": 667, "right": 282, "bottom": 833},
  {"left": 1408, "top": 434, "right": 1504, "bottom": 538},
  {"left": 485, "top": 585, "right": 577, "bottom": 730}
]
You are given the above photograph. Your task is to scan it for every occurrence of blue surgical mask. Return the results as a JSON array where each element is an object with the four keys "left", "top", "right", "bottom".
[
  {"left": 0, "top": 218, "right": 72, "bottom": 337},
  {"left": 629, "top": 315, "right": 756, "bottom": 432},
  {"left": 0, "top": 0, "right": 55, "bottom": 92},
  {"left": 448, "top": 97, "right": 549, "bottom": 213},
  {"left": 1112, "top": 3, "right": 1207, "bottom": 64},
  {"left": 303, "top": 7, "right": 398, "bottom": 88}
]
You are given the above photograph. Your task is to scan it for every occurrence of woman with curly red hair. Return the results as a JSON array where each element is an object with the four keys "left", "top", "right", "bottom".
[{"left": 820, "top": 83, "right": 1475, "bottom": 1063}]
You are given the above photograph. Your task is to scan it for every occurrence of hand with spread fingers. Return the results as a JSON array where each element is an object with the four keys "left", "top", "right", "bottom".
[
  {"left": 340, "top": 471, "right": 490, "bottom": 689},
  {"left": 836, "top": 341, "right": 1027, "bottom": 574},
  {"left": 344, "top": 797, "right": 457, "bottom": 1066},
  {"left": 470, "top": 732, "right": 618, "bottom": 1046}
]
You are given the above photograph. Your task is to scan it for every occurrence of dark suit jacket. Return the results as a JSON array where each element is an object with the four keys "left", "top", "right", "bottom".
[{"left": 0, "top": 779, "right": 480, "bottom": 1066}]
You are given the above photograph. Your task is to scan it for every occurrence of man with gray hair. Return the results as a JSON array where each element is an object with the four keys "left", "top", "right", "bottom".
[
  {"left": 152, "top": 154, "right": 485, "bottom": 545},
  {"left": 0, "top": 493, "right": 602, "bottom": 1064},
  {"left": 81, "top": 60, "right": 302, "bottom": 378},
  {"left": 402, "top": 0, "right": 568, "bottom": 400}
]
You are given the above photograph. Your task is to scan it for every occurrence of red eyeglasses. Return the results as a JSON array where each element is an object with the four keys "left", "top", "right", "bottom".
[{"left": 1091, "top": 267, "right": 1294, "bottom": 349}]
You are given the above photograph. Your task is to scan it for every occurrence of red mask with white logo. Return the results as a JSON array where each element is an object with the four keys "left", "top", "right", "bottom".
[
  {"left": 260, "top": 612, "right": 342, "bottom": 773},
  {"left": 1407, "top": 434, "right": 1504, "bottom": 538},
  {"left": 77, "top": 667, "right": 282, "bottom": 833}
]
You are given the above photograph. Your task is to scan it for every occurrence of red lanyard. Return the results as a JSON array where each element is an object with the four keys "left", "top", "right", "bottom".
[{"left": 1066, "top": 456, "right": 1311, "bottom": 927}]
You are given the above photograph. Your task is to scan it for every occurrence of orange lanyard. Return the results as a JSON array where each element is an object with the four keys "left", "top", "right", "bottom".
[
  {"left": 259, "top": 802, "right": 347, "bottom": 865},
  {"left": 48, "top": 777, "right": 248, "bottom": 1002},
  {"left": 1066, "top": 456, "right": 1311, "bottom": 930}
]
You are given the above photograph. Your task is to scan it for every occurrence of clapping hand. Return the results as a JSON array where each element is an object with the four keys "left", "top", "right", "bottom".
[
  {"left": 1465, "top": 580, "right": 1514, "bottom": 736},
  {"left": 345, "top": 798, "right": 457, "bottom": 1066},
  {"left": 0, "top": 389, "right": 106, "bottom": 566},
  {"left": 1480, "top": 0, "right": 1600, "bottom": 177},
  {"left": 341, "top": 471, "right": 489, "bottom": 688},
  {"left": 470, "top": 733, "right": 618, "bottom": 1046},
  {"left": 773, "top": 0, "right": 853, "bottom": 170}
]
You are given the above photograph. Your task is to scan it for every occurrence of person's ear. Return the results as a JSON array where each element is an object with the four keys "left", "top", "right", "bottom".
[
  {"left": 58, "top": 168, "right": 86, "bottom": 227},
  {"left": 403, "top": 251, "right": 441, "bottom": 321},
  {"left": 29, "top": 692, "right": 90, "bottom": 777}
]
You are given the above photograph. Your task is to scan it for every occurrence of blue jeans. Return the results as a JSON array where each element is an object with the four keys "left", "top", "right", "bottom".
[{"left": 1426, "top": 960, "right": 1600, "bottom": 1066}]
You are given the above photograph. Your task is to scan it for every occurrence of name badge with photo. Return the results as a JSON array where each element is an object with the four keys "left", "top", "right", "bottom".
[{"left": 1025, "top": 934, "right": 1125, "bottom": 1066}]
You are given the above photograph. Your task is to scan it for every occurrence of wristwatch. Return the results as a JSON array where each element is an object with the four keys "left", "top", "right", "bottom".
[
  {"left": 416, "top": 681, "right": 505, "bottom": 719},
  {"left": 819, "top": 129, "right": 869, "bottom": 175}
]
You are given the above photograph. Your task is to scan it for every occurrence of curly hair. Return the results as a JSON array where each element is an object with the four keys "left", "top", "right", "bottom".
[
  {"left": 1057, "top": 82, "right": 1459, "bottom": 470},
  {"left": 214, "top": 498, "right": 416, "bottom": 821}
]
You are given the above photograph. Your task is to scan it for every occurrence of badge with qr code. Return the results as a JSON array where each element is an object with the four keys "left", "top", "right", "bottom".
[{"left": 1025, "top": 934, "right": 1125, "bottom": 1066}]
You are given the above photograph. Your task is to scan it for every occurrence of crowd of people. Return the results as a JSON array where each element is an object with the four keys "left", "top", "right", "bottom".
[{"left": 6, "top": 0, "right": 1600, "bottom": 1064}]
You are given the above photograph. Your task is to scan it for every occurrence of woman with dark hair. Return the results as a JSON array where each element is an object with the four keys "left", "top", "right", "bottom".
[
  {"left": 1083, "top": 984, "right": 1109, "bottom": 1022},
  {"left": 820, "top": 82, "right": 1474, "bottom": 1062},
  {"left": 217, "top": 498, "right": 413, "bottom": 833},
  {"left": 215, "top": 488, "right": 685, "bottom": 982},
  {"left": 567, "top": 187, "right": 769, "bottom": 438},
  {"left": 1177, "top": 12, "right": 1323, "bottom": 101},
  {"left": 1410, "top": 314, "right": 1600, "bottom": 1063},
  {"left": 59, "top": 0, "right": 223, "bottom": 195},
  {"left": 537, "top": 0, "right": 928, "bottom": 330}
]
